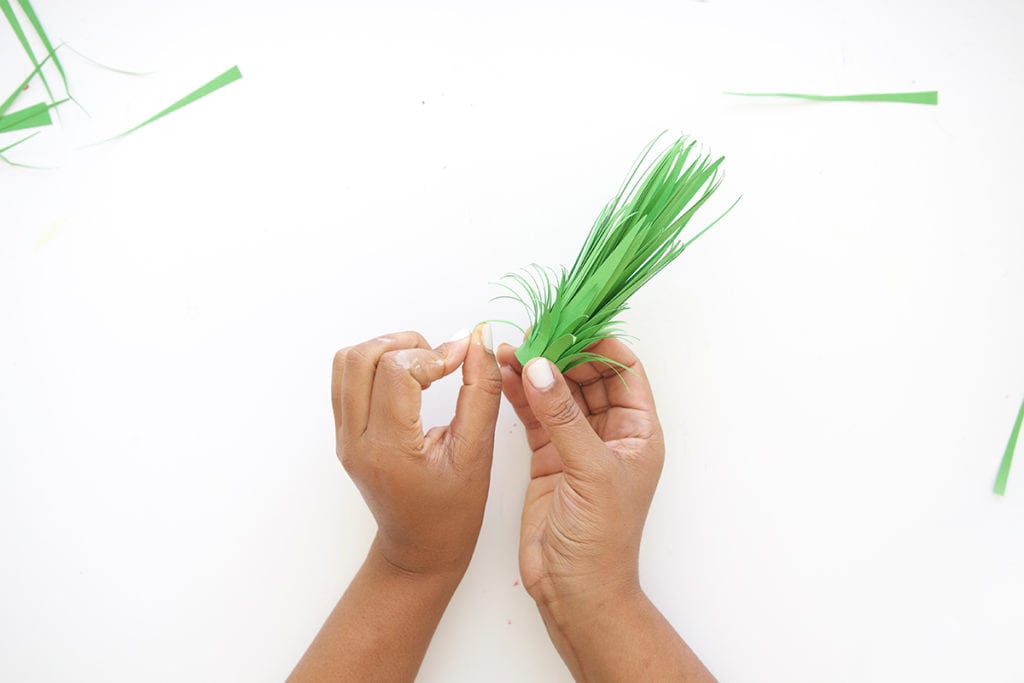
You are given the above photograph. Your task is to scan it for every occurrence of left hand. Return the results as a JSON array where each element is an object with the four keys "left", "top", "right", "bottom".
[{"left": 331, "top": 324, "right": 502, "bottom": 577}]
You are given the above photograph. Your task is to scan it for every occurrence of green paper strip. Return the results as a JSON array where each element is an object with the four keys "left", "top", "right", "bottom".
[
  {"left": 994, "top": 395, "right": 1024, "bottom": 496},
  {"left": 0, "top": 99, "right": 64, "bottom": 132},
  {"left": 0, "top": 0, "right": 56, "bottom": 103},
  {"left": 0, "top": 130, "right": 36, "bottom": 153},
  {"left": 1, "top": 48, "right": 57, "bottom": 116},
  {"left": 0, "top": 130, "right": 40, "bottom": 167},
  {"left": 61, "top": 43, "right": 156, "bottom": 77},
  {"left": 0, "top": 104, "right": 51, "bottom": 131},
  {"left": 726, "top": 91, "right": 938, "bottom": 105},
  {"left": 14, "top": 0, "right": 68, "bottom": 94},
  {"left": 108, "top": 65, "right": 242, "bottom": 140}
]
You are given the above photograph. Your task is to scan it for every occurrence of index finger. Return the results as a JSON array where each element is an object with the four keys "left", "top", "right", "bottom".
[
  {"left": 339, "top": 332, "right": 432, "bottom": 438},
  {"left": 564, "top": 338, "right": 657, "bottom": 414},
  {"left": 367, "top": 338, "right": 469, "bottom": 442}
]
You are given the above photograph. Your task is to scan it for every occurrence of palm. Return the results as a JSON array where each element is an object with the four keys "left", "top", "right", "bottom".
[{"left": 498, "top": 340, "right": 659, "bottom": 593}]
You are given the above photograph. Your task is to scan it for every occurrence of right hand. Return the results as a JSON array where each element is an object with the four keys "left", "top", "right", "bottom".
[{"left": 496, "top": 338, "right": 666, "bottom": 613}]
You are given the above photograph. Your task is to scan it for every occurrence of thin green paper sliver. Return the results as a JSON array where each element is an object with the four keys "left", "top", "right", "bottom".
[
  {"left": 0, "top": 0, "right": 56, "bottom": 102},
  {"left": 106, "top": 65, "right": 242, "bottom": 140},
  {"left": 0, "top": 130, "right": 39, "bottom": 167},
  {"left": 726, "top": 90, "right": 938, "bottom": 105},
  {"left": 14, "top": 0, "right": 68, "bottom": 94},
  {"left": 61, "top": 43, "right": 156, "bottom": 77},
  {"left": 0, "top": 130, "right": 36, "bottom": 153},
  {"left": 994, "top": 395, "right": 1024, "bottom": 496},
  {"left": 1, "top": 49, "right": 57, "bottom": 116}
]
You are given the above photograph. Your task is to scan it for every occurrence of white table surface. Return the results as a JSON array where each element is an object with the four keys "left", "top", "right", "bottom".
[{"left": 2, "top": 1, "right": 1022, "bottom": 680}]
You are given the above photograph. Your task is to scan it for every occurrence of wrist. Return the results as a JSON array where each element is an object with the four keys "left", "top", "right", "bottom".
[
  {"left": 533, "top": 583, "right": 654, "bottom": 681},
  {"left": 535, "top": 576, "right": 646, "bottom": 636},
  {"left": 537, "top": 585, "right": 715, "bottom": 682},
  {"left": 367, "top": 534, "right": 470, "bottom": 591}
]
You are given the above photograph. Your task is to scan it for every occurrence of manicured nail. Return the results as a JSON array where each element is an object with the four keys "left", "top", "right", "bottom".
[
  {"left": 479, "top": 323, "right": 493, "bottom": 354},
  {"left": 447, "top": 328, "right": 470, "bottom": 343},
  {"left": 526, "top": 359, "right": 555, "bottom": 391}
]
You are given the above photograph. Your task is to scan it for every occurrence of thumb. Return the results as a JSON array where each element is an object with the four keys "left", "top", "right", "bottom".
[
  {"left": 450, "top": 323, "right": 502, "bottom": 459},
  {"left": 521, "top": 358, "right": 606, "bottom": 472}
]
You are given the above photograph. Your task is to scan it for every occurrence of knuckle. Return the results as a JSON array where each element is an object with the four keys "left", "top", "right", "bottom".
[
  {"left": 337, "top": 442, "right": 356, "bottom": 472},
  {"left": 382, "top": 350, "right": 430, "bottom": 382},
  {"left": 442, "top": 430, "right": 486, "bottom": 474},
  {"left": 378, "top": 349, "right": 401, "bottom": 371},
  {"left": 476, "top": 372, "right": 504, "bottom": 397},
  {"left": 440, "top": 432, "right": 461, "bottom": 466},
  {"left": 345, "top": 345, "right": 370, "bottom": 370},
  {"left": 333, "top": 347, "right": 349, "bottom": 370},
  {"left": 389, "top": 330, "right": 427, "bottom": 349},
  {"left": 545, "top": 394, "right": 580, "bottom": 428},
  {"left": 522, "top": 414, "right": 542, "bottom": 431}
]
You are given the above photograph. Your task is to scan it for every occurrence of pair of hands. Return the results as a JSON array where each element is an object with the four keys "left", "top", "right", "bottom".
[
  {"left": 298, "top": 323, "right": 712, "bottom": 682},
  {"left": 330, "top": 323, "right": 665, "bottom": 612}
]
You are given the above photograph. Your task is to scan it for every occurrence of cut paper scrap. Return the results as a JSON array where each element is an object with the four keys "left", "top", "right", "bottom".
[
  {"left": 725, "top": 91, "right": 938, "bottom": 105},
  {"left": 0, "top": 0, "right": 67, "bottom": 103},
  {"left": 60, "top": 43, "right": 156, "bottom": 77},
  {"left": 1, "top": 48, "right": 58, "bottom": 116},
  {"left": 0, "top": 99, "right": 65, "bottom": 132},
  {"left": 994, "top": 395, "right": 1024, "bottom": 496},
  {"left": 0, "top": 130, "right": 39, "bottom": 167},
  {"left": 12, "top": 0, "right": 68, "bottom": 92},
  {"left": 102, "top": 65, "right": 242, "bottom": 141},
  {"left": 2, "top": 2, "right": 240, "bottom": 166}
]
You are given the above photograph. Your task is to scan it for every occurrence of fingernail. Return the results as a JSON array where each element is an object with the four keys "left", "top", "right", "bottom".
[
  {"left": 447, "top": 328, "right": 470, "bottom": 343},
  {"left": 479, "top": 323, "right": 493, "bottom": 354},
  {"left": 526, "top": 359, "right": 555, "bottom": 391}
]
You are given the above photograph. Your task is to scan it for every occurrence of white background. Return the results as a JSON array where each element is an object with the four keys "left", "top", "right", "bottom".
[{"left": 2, "top": 1, "right": 1022, "bottom": 681}]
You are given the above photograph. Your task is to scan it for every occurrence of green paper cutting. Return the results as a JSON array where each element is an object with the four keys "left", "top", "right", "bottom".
[
  {"left": 726, "top": 90, "right": 938, "bottom": 105},
  {"left": 994, "top": 395, "right": 1024, "bottom": 496},
  {"left": 1, "top": 2, "right": 241, "bottom": 168},
  {"left": 0, "top": 0, "right": 59, "bottom": 103},
  {"left": 0, "top": 130, "right": 39, "bottom": 166},
  {"left": 501, "top": 134, "right": 738, "bottom": 372},
  {"left": 0, "top": 98, "right": 64, "bottom": 132},
  {"left": 105, "top": 65, "right": 242, "bottom": 141},
  {"left": 61, "top": 43, "right": 156, "bottom": 76},
  {"left": 1, "top": 48, "right": 58, "bottom": 116},
  {"left": 14, "top": 0, "right": 68, "bottom": 95},
  {"left": 0, "top": 130, "right": 34, "bottom": 152}
]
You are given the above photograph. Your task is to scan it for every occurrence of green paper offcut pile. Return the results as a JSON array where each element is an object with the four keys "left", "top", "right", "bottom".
[{"left": 1, "top": 0, "right": 241, "bottom": 165}]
